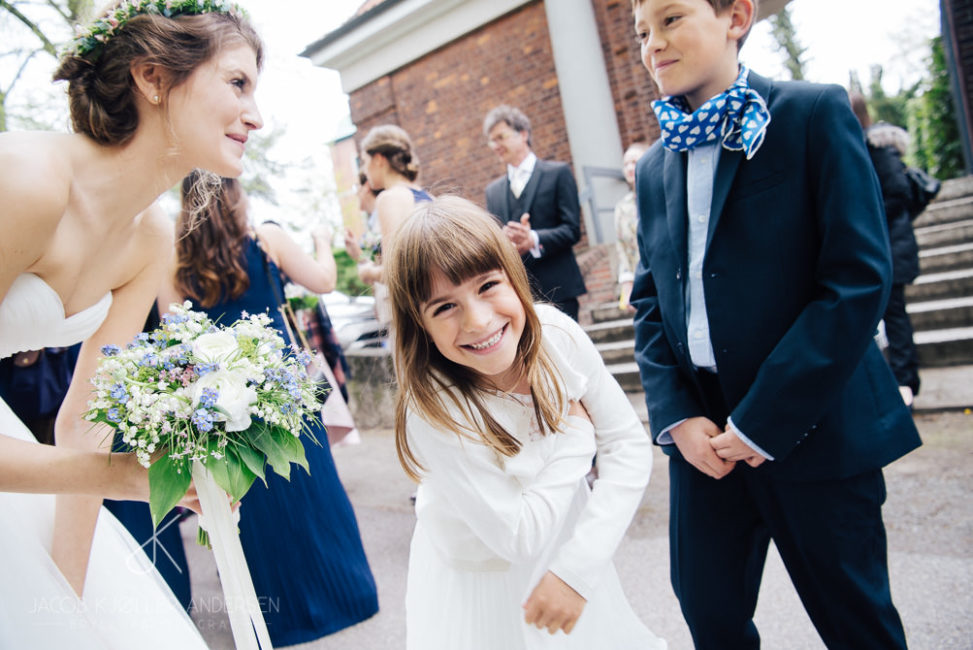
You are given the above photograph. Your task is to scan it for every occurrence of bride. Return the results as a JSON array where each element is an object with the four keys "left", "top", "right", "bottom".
[{"left": 0, "top": 1, "right": 263, "bottom": 646}]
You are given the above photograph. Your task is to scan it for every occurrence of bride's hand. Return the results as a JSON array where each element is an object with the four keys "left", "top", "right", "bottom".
[{"left": 106, "top": 452, "right": 200, "bottom": 514}]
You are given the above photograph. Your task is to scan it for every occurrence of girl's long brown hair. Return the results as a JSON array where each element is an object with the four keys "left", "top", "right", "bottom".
[
  {"left": 383, "top": 196, "right": 566, "bottom": 481},
  {"left": 174, "top": 172, "right": 250, "bottom": 308}
]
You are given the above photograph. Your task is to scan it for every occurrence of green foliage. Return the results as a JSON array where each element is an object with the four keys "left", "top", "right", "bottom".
[
  {"left": 287, "top": 293, "right": 319, "bottom": 312},
  {"left": 147, "top": 453, "right": 192, "bottom": 528},
  {"left": 1, "top": 0, "right": 94, "bottom": 131},
  {"left": 867, "top": 65, "right": 917, "bottom": 131},
  {"left": 768, "top": 7, "right": 806, "bottom": 81},
  {"left": 908, "top": 36, "right": 964, "bottom": 179},
  {"left": 334, "top": 248, "right": 372, "bottom": 297}
]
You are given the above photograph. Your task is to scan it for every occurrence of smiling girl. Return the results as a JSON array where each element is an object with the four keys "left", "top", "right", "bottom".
[{"left": 384, "top": 196, "right": 666, "bottom": 649}]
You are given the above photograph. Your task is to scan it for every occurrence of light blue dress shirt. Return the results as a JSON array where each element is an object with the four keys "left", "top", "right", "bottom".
[{"left": 657, "top": 142, "right": 773, "bottom": 460}]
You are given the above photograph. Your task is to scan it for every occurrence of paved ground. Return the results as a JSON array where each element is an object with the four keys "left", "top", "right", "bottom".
[{"left": 183, "top": 407, "right": 973, "bottom": 649}]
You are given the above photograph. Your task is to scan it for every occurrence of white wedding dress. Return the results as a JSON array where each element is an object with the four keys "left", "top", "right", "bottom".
[{"left": 0, "top": 273, "right": 207, "bottom": 648}]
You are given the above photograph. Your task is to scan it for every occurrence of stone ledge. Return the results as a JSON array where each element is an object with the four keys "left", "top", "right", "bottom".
[{"left": 344, "top": 347, "right": 396, "bottom": 430}]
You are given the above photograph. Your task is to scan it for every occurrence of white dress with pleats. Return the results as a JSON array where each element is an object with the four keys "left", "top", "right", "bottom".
[
  {"left": 405, "top": 304, "right": 666, "bottom": 649},
  {"left": 0, "top": 273, "right": 207, "bottom": 648}
]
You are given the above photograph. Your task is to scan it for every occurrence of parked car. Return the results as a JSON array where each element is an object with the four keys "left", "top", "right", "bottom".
[{"left": 320, "top": 291, "right": 386, "bottom": 350}]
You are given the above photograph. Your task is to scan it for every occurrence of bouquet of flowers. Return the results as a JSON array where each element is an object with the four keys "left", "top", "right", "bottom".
[
  {"left": 359, "top": 227, "right": 382, "bottom": 262},
  {"left": 84, "top": 301, "right": 322, "bottom": 531}
]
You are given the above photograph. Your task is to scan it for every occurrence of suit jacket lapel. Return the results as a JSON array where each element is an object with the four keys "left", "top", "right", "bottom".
[
  {"left": 706, "top": 148, "right": 743, "bottom": 250},
  {"left": 518, "top": 161, "right": 542, "bottom": 217},
  {"left": 663, "top": 148, "right": 690, "bottom": 332},
  {"left": 502, "top": 178, "right": 518, "bottom": 221},
  {"left": 706, "top": 71, "right": 773, "bottom": 251},
  {"left": 663, "top": 149, "right": 688, "bottom": 271}
]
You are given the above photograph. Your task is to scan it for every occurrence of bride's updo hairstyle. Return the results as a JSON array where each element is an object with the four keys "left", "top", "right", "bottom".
[
  {"left": 361, "top": 124, "right": 420, "bottom": 182},
  {"left": 53, "top": 1, "right": 263, "bottom": 146}
]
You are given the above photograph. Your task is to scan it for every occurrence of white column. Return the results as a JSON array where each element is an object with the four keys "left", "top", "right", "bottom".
[{"left": 544, "top": 0, "right": 627, "bottom": 243}]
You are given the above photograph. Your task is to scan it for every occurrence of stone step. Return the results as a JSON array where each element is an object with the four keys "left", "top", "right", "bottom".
[
  {"left": 585, "top": 318, "right": 636, "bottom": 345},
  {"left": 590, "top": 303, "right": 632, "bottom": 324},
  {"left": 919, "top": 242, "right": 973, "bottom": 273},
  {"left": 914, "top": 195, "right": 973, "bottom": 227},
  {"left": 915, "top": 326, "right": 973, "bottom": 367},
  {"left": 931, "top": 174, "right": 973, "bottom": 202},
  {"left": 908, "top": 296, "right": 973, "bottom": 331},
  {"left": 914, "top": 219, "right": 973, "bottom": 249},
  {"left": 595, "top": 339, "right": 636, "bottom": 366},
  {"left": 606, "top": 361, "right": 643, "bottom": 393},
  {"left": 906, "top": 268, "right": 973, "bottom": 302}
]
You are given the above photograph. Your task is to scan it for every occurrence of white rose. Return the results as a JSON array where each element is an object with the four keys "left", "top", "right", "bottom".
[
  {"left": 193, "top": 331, "right": 240, "bottom": 364},
  {"left": 193, "top": 369, "right": 258, "bottom": 432}
]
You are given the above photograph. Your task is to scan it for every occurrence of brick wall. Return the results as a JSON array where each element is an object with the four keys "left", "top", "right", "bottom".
[
  {"left": 591, "top": 0, "right": 662, "bottom": 148},
  {"left": 345, "top": 0, "right": 661, "bottom": 320},
  {"left": 350, "top": 2, "right": 569, "bottom": 202}
]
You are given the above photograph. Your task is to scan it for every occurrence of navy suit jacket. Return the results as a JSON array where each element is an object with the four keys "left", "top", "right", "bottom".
[
  {"left": 631, "top": 72, "right": 921, "bottom": 481},
  {"left": 485, "top": 159, "right": 586, "bottom": 303}
]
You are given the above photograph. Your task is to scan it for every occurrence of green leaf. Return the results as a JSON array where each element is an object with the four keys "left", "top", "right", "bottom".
[
  {"left": 148, "top": 454, "right": 192, "bottom": 528},
  {"left": 224, "top": 446, "right": 258, "bottom": 500},
  {"left": 270, "top": 425, "right": 309, "bottom": 475},
  {"left": 200, "top": 440, "right": 256, "bottom": 502},
  {"left": 249, "top": 425, "right": 308, "bottom": 481},
  {"left": 232, "top": 440, "right": 267, "bottom": 486}
]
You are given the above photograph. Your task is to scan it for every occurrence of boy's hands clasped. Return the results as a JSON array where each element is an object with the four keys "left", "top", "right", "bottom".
[{"left": 670, "top": 417, "right": 764, "bottom": 479}]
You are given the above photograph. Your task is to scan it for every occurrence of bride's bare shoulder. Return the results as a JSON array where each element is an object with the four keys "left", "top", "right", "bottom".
[
  {"left": 0, "top": 132, "right": 74, "bottom": 227},
  {"left": 0, "top": 133, "right": 76, "bottom": 274}
]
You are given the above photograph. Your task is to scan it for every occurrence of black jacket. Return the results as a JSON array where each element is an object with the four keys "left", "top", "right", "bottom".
[{"left": 867, "top": 125, "right": 920, "bottom": 284}]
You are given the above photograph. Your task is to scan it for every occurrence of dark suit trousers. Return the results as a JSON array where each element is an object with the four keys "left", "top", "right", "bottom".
[{"left": 668, "top": 373, "right": 907, "bottom": 650}]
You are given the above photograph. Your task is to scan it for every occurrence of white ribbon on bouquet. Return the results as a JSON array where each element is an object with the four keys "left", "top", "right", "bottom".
[{"left": 191, "top": 461, "right": 273, "bottom": 650}]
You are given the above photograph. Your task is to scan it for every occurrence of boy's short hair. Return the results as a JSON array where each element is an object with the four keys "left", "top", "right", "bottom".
[{"left": 631, "top": 0, "right": 759, "bottom": 49}]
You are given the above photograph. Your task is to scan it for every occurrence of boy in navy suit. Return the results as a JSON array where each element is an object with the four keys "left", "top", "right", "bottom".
[{"left": 630, "top": 0, "right": 921, "bottom": 647}]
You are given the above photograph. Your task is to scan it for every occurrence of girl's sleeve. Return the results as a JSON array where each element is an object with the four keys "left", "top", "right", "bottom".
[
  {"left": 408, "top": 410, "right": 595, "bottom": 565},
  {"left": 546, "top": 316, "right": 654, "bottom": 601}
]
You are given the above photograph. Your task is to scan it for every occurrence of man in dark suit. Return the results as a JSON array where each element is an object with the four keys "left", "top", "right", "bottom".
[
  {"left": 631, "top": 1, "right": 921, "bottom": 648},
  {"left": 483, "top": 105, "right": 586, "bottom": 320}
]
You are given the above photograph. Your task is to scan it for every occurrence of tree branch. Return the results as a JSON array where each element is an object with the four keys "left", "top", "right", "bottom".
[{"left": 0, "top": 0, "right": 59, "bottom": 57}]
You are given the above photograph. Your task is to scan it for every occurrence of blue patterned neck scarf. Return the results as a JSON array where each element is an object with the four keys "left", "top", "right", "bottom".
[{"left": 652, "top": 66, "right": 770, "bottom": 160}]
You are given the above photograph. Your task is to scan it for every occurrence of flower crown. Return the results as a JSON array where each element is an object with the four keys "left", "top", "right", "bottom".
[{"left": 65, "top": 0, "right": 247, "bottom": 61}]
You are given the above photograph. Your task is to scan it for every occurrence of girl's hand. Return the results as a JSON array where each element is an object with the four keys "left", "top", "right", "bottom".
[
  {"left": 523, "top": 571, "right": 587, "bottom": 634},
  {"left": 567, "top": 399, "right": 591, "bottom": 423}
]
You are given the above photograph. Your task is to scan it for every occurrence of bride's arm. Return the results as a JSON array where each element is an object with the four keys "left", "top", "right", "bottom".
[{"left": 51, "top": 206, "right": 174, "bottom": 595}]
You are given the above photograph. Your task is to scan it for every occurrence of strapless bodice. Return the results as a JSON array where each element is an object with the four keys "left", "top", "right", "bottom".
[{"left": 0, "top": 273, "right": 112, "bottom": 359}]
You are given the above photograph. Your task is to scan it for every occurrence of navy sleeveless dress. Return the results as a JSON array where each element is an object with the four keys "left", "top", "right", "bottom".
[{"left": 194, "top": 237, "right": 378, "bottom": 646}]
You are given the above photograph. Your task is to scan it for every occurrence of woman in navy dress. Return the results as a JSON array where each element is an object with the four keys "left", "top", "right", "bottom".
[
  {"left": 159, "top": 173, "right": 379, "bottom": 646},
  {"left": 354, "top": 124, "right": 433, "bottom": 328}
]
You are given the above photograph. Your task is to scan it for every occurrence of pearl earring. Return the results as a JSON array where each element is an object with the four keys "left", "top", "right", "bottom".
[{"left": 152, "top": 95, "right": 159, "bottom": 104}]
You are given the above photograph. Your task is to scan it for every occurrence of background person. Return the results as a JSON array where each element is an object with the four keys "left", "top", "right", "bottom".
[
  {"left": 483, "top": 105, "right": 587, "bottom": 321},
  {"left": 159, "top": 173, "right": 380, "bottom": 647},
  {"left": 850, "top": 91, "right": 923, "bottom": 408},
  {"left": 356, "top": 124, "right": 433, "bottom": 330},
  {"left": 614, "top": 142, "right": 650, "bottom": 311}
]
